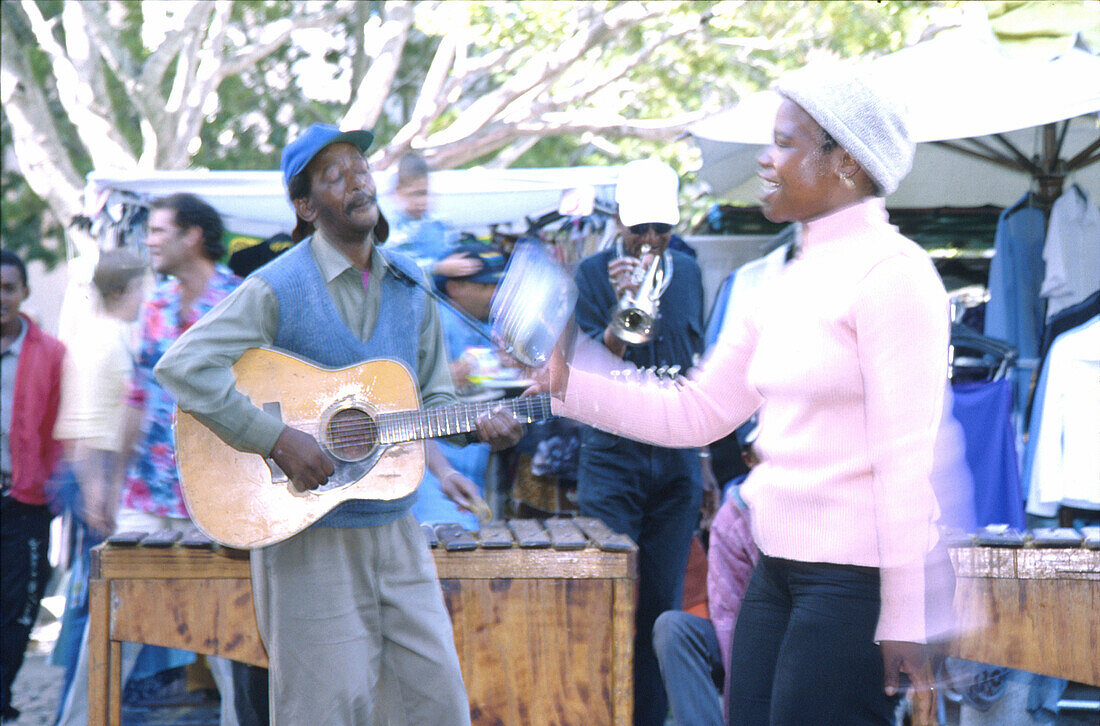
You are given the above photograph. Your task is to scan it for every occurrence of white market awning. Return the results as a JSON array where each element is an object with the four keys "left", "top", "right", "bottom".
[
  {"left": 690, "top": 32, "right": 1100, "bottom": 208},
  {"left": 85, "top": 166, "right": 624, "bottom": 238}
]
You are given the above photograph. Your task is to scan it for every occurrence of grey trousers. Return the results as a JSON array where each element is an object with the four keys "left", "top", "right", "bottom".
[{"left": 250, "top": 513, "right": 470, "bottom": 726}]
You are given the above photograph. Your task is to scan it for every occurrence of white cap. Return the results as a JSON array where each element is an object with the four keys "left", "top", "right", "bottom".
[{"left": 615, "top": 159, "right": 680, "bottom": 228}]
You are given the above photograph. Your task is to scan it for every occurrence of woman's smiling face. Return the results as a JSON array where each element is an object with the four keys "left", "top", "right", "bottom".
[{"left": 756, "top": 99, "right": 845, "bottom": 223}]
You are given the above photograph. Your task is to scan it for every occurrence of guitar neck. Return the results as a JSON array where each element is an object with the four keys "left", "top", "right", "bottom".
[{"left": 378, "top": 394, "right": 552, "bottom": 444}]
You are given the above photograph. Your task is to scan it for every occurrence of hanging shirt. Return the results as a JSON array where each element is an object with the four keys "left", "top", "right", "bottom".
[
  {"left": 950, "top": 379, "right": 1024, "bottom": 529},
  {"left": 1041, "top": 186, "right": 1100, "bottom": 320},
  {"left": 983, "top": 194, "right": 1047, "bottom": 360},
  {"left": 1025, "top": 316, "right": 1100, "bottom": 515}
]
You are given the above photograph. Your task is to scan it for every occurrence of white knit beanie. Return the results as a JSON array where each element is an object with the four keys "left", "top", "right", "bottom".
[{"left": 776, "top": 68, "right": 914, "bottom": 196}]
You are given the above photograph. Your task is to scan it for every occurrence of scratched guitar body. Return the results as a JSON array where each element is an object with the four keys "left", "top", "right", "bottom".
[
  {"left": 175, "top": 349, "right": 425, "bottom": 549},
  {"left": 175, "top": 348, "right": 552, "bottom": 550}
]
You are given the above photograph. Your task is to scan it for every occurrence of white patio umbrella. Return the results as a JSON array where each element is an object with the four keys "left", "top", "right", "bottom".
[{"left": 690, "top": 31, "right": 1100, "bottom": 208}]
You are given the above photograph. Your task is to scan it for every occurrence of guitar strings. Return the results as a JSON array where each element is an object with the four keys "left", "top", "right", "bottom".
[
  {"left": 320, "top": 395, "right": 553, "bottom": 446},
  {"left": 321, "top": 396, "right": 553, "bottom": 445},
  {"left": 322, "top": 401, "right": 553, "bottom": 441}
]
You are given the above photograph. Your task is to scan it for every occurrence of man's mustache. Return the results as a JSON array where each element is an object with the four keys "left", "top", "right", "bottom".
[{"left": 346, "top": 193, "right": 376, "bottom": 213}]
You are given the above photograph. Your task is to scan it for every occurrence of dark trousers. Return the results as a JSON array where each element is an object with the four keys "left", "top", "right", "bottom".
[
  {"left": 231, "top": 661, "right": 269, "bottom": 726},
  {"left": 0, "top": 496, "right": 52, "bottom": 712},
  {"left": 578, "top": 434, "right": 702, "bottom": 726},
  {"left": 727, "top": 553, "right": 899, "bottom": 726}
]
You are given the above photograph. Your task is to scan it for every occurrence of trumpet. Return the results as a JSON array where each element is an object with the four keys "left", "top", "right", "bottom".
[{"left": 609, "top": 242, "right": 672, "bottom": 345}]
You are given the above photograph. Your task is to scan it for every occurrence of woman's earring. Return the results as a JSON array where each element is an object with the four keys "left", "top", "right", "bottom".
[{"left": 840, "top": 173, "right": 855, "bottom": 190}]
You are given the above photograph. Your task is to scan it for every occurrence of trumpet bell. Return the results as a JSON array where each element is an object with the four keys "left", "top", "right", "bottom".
[{"left": 609, "top": 308, "right": 655, "bottom": 345}]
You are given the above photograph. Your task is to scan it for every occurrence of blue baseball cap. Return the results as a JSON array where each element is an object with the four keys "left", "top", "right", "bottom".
[
  {"left": 434, "top": 242, "right": 507, "bottom": 294},
  {"left": 280, "top": 123, "right": 375, "bottom": 190}
]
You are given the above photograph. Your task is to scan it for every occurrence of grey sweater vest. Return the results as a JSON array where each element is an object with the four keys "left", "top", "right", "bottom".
[{"left": 254, "top": 238, "right": 425, "bottom": 528}]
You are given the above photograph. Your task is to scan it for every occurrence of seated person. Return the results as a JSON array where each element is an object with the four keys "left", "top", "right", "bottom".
[
  {"left": 653, "top": 425, "right": 760, "bottom": 725},
  {"left": 410, "top": 242, "right": 509, "bottom": 528}
]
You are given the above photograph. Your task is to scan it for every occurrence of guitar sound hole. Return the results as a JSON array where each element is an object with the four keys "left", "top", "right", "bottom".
[{"left": 324, "top": 407, "right": 377, "bottom": 462}]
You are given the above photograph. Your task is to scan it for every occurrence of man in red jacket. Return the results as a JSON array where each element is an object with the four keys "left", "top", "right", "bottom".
[{"left": 1, "top": 249, "right": 65, "bottom": 723}]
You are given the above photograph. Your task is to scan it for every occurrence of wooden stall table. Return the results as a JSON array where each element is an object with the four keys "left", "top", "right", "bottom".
[
  {"left": 88, "top": 520, "right": 637, "bottom": 726},
  {"left": 948, "top": 545, "right": 1100, "bottom": 686}
]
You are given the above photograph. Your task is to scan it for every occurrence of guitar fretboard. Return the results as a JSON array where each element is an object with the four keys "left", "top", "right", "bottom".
[{"left": 378, "top": 394, "right": 553, "bottom": 444}]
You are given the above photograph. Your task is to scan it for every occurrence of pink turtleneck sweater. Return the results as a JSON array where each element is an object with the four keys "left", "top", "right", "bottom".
[{"left": 555, "top": 197, "right": 949, "bottom": 642}]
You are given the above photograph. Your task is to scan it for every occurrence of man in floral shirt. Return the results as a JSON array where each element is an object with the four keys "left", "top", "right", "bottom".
[
  {"left": 120, "top": 194, "right": 241, "bottom": 520},
  {"left": 56, "top": 192, "right": 242, "bottom": 726}
]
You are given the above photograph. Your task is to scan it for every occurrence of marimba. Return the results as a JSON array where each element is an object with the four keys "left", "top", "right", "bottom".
[
  {"left": 87, "top": 519, "right": 637, "bottom": 726},
  {"left": 87, "top": 525, "right": 1100, "bottom": 726},
  {"left": 948, "top": 544, "right": 1099, "bottom": 686}
]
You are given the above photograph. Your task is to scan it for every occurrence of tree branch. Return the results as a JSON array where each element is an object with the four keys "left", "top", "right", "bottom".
[
  {"left": 384, "top": 21, "right": 461, "bottom": 151},
  {"left": 426, "top": 2, "right": 664, "bottom": 147},
  {"left": 138, "top": 1, "right": 213, "bottom": 95},
  {"left": 416, "top": 122, "right": 518, "bottom": 169},
  {"left": 343, "top": 1, "right": 414, "bottom": 131},
  {"left": 161, "top": 1, "right": 234, "bottom": 168},
  {"left": 17, "top": 0, "right": 137, "bottom": 170},
  {"left": 217, "top": 1, "right": 358, "bottom": 79},
  {"left": 1, "top": 18, "right": 85, "bottom": 223},
  {"left": 413, "top": 109, "right": 706, "bottom": 171},
  {"left": 61, "top": 3, "right": 110, "bottom": 107},
  {"left": 80, "top": 0, "right": 169, "bottom": 133},
  {"left": 409, "top": 25, "right": 457, "bottom": 127},
  {"left": 483, "top": 137, "right": 539, "bottom": 169},
  {"left": 347, "top": 2, "right": 375, "bottom": 98},
  {"left": 78, "top": 1, "right": 140, "bottom": 92},
  {"left": 533, "top": 111, "right": 709, "bottom": 138},
  {"left": 548, "top": 16, "right": 701, "bottom": 110}
]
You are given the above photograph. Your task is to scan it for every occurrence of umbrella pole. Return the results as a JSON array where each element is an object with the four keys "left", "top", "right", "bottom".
[{"left": 1035, "top": 123, "right": 1065, "bottom": 207}]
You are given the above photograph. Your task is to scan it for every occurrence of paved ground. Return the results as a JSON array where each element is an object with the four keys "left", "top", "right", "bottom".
[
  {"left": 8, "top": 596, "right": 66, "bottom": 725},
  {"left": 7, "top": 597, "right": 218, "bottom": 726},
  {"left": 8, "top": 648, "right": 64, "bottom": 726}
]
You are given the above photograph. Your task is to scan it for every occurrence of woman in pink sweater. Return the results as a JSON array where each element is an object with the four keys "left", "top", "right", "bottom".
[{"left": 539, "top": 69, "right": 947, "bottom": 725}]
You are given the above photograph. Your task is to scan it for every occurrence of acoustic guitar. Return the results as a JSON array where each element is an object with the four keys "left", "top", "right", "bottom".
[{"left": 174, "top": 347, "right": 551, "bottom": 549}]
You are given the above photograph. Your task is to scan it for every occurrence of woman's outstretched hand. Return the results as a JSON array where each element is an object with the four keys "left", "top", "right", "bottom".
[{"left": 522, "top": 329, "right": 570, "bottom": 400}]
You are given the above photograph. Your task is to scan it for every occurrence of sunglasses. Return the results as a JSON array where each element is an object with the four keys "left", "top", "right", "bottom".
[{"left": 627, "top": 222, "right": 672, "bottom": 235}]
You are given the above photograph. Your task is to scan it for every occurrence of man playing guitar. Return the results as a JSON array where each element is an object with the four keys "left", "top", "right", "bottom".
[{"left": 155, "top": 124, "right": 522, "bottom": 725}]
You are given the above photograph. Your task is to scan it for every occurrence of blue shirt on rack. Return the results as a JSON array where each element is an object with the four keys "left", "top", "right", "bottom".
[{"left": 984, "top": 193, "right": 1046, "bottom": 361}]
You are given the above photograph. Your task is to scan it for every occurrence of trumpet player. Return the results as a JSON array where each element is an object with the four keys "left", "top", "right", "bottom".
[{"left": 572, "top": 157, "right": 708, "bottom": 726}]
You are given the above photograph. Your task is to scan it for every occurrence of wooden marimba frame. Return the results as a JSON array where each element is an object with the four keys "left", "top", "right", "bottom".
[
  {"left": 947, "top": 545, "right": 1099, "bottom": 686},
  {"left": 86, "top": 534, "right": 1099, "bottom": 725},
  {"left": 87, "top": 524, "right": 638, "bottom": 726}
]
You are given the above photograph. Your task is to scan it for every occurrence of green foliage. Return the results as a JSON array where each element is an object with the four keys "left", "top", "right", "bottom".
[
  {"left": 985, "top": 0, "right": 1100, "bottom": 55},
  {"left": 1, "top": 119, "right": 64, "bottom": 269},
  {"left": 0, "top": 0, "right": 978, "bottom": 266}
]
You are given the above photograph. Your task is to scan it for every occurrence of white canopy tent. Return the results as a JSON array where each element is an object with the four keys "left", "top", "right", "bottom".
[
  {"left": 84, "top": 165, "right": 623, "bottom": 239},
  {"left": 689, "top": 31, "right": 1100, "bottom": 208},
  {"left": 58, "top": 165, "right": 621, "bottom": 342}
]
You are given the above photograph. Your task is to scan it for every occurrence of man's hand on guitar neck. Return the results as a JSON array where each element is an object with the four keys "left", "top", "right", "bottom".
[
  {"left": 271, "top": 426, "right": 336, "bottom": 492},
  {"left": 474, "top": 408, "right": 525, "bottom": 452}
]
